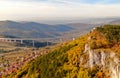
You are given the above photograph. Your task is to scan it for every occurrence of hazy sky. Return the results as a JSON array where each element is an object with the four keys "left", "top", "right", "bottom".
[{"left": 0, "top": 0, "right": 120, "bottom": 23}]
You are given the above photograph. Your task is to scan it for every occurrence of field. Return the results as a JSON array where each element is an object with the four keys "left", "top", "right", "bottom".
[{"left": 0, "top": 41, "right": 58, "bottom": 77}]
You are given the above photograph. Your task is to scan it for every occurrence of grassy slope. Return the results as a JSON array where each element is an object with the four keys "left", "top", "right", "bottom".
[{"left": 7, "top": 25, "right": 120, "bottom": 78}]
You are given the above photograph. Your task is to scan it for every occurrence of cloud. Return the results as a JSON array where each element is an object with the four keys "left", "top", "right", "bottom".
[
  {"left": 0, "top": 0, "right": 120, "bottom": 22},
  {"left": 1, "top": 0, "right": 119, "bottom": 4}
]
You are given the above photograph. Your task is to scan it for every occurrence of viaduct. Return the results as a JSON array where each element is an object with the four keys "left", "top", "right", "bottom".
[{"left": 0, "top": 37, "right": 76, "bottom": 47}]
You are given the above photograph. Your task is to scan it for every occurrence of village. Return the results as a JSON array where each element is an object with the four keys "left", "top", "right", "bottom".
[{"left": 0, "top": 48, "right": 49, "bottom": 77}]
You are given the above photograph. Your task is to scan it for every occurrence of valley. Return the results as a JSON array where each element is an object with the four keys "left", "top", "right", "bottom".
[
  {"left": 1, "top": 0, "right": 120, "bottom": 78},
  {"left": 2, "top": 24, "right": 120, "bottom": 78},
  {"left": 0, "top": 20, "right": 120, "bottom": 78}
]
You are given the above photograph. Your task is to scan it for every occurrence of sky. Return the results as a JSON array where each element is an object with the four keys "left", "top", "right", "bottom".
[{"left": 0, "top": 0, "right": 120, "bottom": 23}]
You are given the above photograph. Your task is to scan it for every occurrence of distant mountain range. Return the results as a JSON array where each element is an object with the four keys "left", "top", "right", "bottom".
[
  {"left": 0, "top": 21, "right": 73, "bottom": 38},
  {"left": 0, "top": 19, "right": 120, "bottom": 38}
]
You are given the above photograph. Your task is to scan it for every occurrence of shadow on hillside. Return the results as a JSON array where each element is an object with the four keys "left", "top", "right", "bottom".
[{"left": 16, "top": 41, "right": 56, "bottom": 48}]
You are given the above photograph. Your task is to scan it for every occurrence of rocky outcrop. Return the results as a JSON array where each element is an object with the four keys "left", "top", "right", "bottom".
[{"left": 81, "top": 43, "right": 120, "bottom": 78}]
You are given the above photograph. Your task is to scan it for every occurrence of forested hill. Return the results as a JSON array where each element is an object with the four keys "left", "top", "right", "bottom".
[
  {"left": 6, "top": 25, "right": 120, "bottom": 78},
  {"left": 0, "top": 21, "right": 73, "bottom": 38}
]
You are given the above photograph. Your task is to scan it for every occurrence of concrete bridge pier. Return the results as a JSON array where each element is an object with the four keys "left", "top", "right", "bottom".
[
  {"left": 32, "top": 40, "right": 35, "bottom": 47},
  {"left": 46, "top": 41, "right": 48, "bottom": 46},
  {"left": 20, "top": 40, "right": 23, "bottom": 44}
]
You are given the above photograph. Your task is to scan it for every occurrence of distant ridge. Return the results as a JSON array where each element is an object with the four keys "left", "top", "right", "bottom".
[
  {"left": 1, "top": 19, "right": 120, "bottom": 38},
  {"left": 0, "top": 21, "right": 73, "bottom": 38}
]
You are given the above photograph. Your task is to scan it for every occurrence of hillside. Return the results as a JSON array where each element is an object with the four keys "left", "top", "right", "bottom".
[
  {"left": 1, "top": 19, "right": 120, "bottom": 38},
  {"left": 5, "top": 25, "right": 120, "bottom": 78},
  {"left": 67, "top": 23, "right": 97, "bottom": 30},
  {"left": 0, "top": 21, "right": 73, "bottom": 38},
  {"left": 0, "top": 20, "right": 100, "bottom": 39}
]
